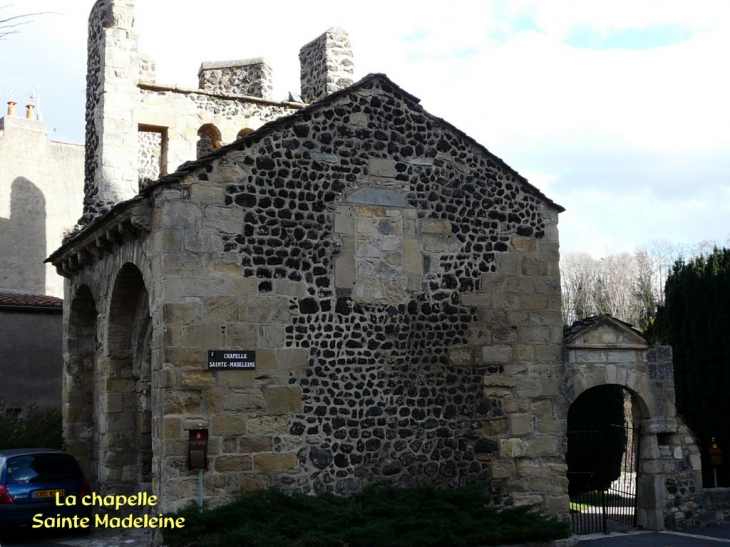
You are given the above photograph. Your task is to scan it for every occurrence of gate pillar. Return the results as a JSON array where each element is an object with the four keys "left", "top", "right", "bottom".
[{"left": 637, "top": 470, "right": 666, "bottom": 530}]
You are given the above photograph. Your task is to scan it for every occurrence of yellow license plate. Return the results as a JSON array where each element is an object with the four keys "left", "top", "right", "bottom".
[{"left": 33, "top": 489, "right": 65, "bottom": 499}]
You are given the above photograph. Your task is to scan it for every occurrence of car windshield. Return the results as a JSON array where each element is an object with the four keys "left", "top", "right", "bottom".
[{"left": 5, "top": 454, "right": 83, "bottom": 484}]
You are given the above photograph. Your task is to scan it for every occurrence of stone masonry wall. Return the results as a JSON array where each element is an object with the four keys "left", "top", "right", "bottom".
[
  {"left": 138, "top": 130, "right": 163, "bottom": 189},
  {"left": 152, "top": 75, "right": 565, "bottom": 512},
  {"left": 136, "top": 86, "right": 298, "bottom": 179},
  {"left": 83, "top": 1, "right": 297, "bottom": 227},
  {"left": 693, "top": 488, "right": 730, "bottom": 528},
  {"left": 198, "top": 59, "right": 274, "bottom": 100},
  {"left": 81, "top": 1, "right": 105, "bottom": 223},
  {"left": 656, "top": 416, "right": 703, "bottom": 528}
]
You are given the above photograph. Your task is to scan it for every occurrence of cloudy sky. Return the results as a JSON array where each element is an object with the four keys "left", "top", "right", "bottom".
[{"left": 2, "top": 0, "right": 728, "bottom": 257}]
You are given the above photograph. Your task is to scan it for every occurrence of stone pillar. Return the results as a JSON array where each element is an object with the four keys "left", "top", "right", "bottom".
[
  {"left": 81, "top": 0, "right": 141, "bottom": 225},
  {"left": 198, "top": 58, "right": 273, "bottom": 99},
  {"left": 299, "top": 27, "right": 354, "bottom": 104}
]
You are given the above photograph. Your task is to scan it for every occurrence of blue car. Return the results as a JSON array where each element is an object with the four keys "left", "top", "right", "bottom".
[{"left": 0, "top": 448, "right": 92, "bottom": 529}]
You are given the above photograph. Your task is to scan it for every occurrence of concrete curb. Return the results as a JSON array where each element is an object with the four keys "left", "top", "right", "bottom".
[{"left": 495, "top": 536, "right": 579, "bottom": 547}]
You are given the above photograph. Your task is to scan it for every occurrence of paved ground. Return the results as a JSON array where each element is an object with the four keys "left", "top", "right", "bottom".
[
  {"left": 0, "top": 527, "right": 152, "bottom": 547},
  {"left": 578, "top": 527, "right": 730, "bottom": 546},
  {"left": 4, "top": 525, "right": 730, "bottom": 547}
]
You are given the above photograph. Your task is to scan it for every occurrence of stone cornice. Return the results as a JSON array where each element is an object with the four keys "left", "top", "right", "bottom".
[
  {"left": 46, "top": 199, "right": 152, "bottom": 278},
  {"left": 137, "top": 81, "right": 306, "bottom": 109}
]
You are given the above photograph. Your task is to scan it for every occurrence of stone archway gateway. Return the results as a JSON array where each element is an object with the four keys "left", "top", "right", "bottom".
[
  {"left": 566, "top": 384, "right": 641, "bottom": 534},
  {"left": 563, "top": 315, "right": 702, "bottom": 532}
]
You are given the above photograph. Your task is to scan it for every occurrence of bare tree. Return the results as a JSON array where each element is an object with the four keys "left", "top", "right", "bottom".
[
  {"left": 560, "top": 252, "right": 597, "bottom": 326},
  {"left": 593, "top": 253, "right": 641, "bottom": 325},
  {"left": 0, "top": 6, "right": 47, "bottom": 40},
  {"left": 561, "top": 240, "right": 721, "bottom": 330}
]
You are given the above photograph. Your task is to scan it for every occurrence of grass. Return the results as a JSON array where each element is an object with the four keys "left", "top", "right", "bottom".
[
  {"left": 569, "top": 493, "right": 628, "bottom": 512},
  {"left": 163, "top": 485, "right": 571, "bottom": 547}
]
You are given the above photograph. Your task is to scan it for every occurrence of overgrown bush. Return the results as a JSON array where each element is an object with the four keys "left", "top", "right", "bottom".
[
  {"left": 0, "top": 399, "right": 64, "bottom": 450},
  {"left": 163, "top": 485, "right": 571, "bottom": 547}
]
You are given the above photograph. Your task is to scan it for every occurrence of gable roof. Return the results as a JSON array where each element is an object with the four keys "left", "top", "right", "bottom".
[
  {"left": 564, "top": 314, "right": 649, "bottom": 348},
  {"left": 53, "top": 73, "right": 564, "bottom": 260},
  {"left": 151, "top": 73, "right": 564, "bottom": 212}
]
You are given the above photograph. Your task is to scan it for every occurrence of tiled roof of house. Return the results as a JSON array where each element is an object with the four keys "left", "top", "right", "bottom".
[{"left": 0, "top": 292, "right": 63, "bottom": 308}]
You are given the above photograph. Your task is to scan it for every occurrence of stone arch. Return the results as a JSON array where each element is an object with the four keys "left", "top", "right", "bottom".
[
  {"left": 101, "top": 262, "right": 153, "bottom": 497},
  {"left": 197, "top": 123, "right": 222, "bottom": 158},
  {"left": 566, "top": 375, "right": 655, "bottom": 426},
  {"left": 563, "top": 316, "right": 677, "bottom": 433},
  {"left": 64, "top": 285, "right": 98, "bottom": 485},
  {"left": 563, "top": 315, "right": 683, "bottom": 531}
]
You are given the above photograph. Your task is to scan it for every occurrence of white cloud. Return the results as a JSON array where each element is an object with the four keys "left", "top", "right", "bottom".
[{"left": 1, "top": 0, "right": 727, "bottom": 258}]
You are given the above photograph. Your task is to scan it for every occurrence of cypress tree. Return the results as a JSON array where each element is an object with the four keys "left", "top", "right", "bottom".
[{"left": 651, "top": 248, "right": 730, "bottom": 487}]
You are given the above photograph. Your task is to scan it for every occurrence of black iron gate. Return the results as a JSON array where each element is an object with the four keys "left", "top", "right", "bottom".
[{"left": 567, "top": 423, "right": 640, "bottom": 534}]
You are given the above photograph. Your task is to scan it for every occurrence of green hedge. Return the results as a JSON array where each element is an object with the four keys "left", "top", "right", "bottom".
[
  {"left": 163, "top": 485, "right": 571, "bottom": 547},
  {"left": 0, "top": 400, "right": 64, "bottom": 450}
]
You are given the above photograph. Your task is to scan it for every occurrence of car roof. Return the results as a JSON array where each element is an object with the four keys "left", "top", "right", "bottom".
[{"left": 0, "top": 448, "right": 70, "bottom": 459}]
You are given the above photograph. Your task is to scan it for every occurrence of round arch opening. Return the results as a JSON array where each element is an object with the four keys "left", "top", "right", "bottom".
[
  {"left": 65, "top": 285, "right": 98, "bottom": 486},
  {"left": 566, "top": 384, "right": 642, "bottom": 534},
  {"left": 101, "top": 263, "right": 153, "bottom": 497}
]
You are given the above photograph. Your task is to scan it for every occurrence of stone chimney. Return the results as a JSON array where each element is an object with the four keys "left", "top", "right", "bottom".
[
  {"left": 299, "top": 27, "right": 354, "bottom": 104},
  {"left": 198, "top": 58, "right": 273, "bottom": 99}
]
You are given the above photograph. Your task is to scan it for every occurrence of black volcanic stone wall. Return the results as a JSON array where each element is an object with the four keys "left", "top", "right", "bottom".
[
  {"left": 217, "top": 77, "right": 547, "bottom": 499},
  {"left": 81, "top": 2, "right": 105, "bottom": 226}
]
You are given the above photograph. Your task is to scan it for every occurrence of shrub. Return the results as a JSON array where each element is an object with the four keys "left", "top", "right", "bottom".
[
  {"left": 0, "top": 399, "right": 64, "bottom": 450},
  {"left": 163, "top": 485, "right": 571, "bottom": 547}
]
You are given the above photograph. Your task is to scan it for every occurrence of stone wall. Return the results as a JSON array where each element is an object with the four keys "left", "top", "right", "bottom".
[
  {"left": 692, "top": 488, "right": 730, "bottom": 527},
  {"left": 198, "top": 59, "right": 274, "bottom": 99},
  {"left": 83, "top": 1, "right": 363, "bottom": 228},
  {"left": 653, "top": 417, "right": 703, "bottom": 528},
  {"left": 151, "top": 75, "right": 563, "bottom": 511},
  {"left": 0, "top": 306, "right": 63, "bottom": 411},
  {"left": 0, "top": 114, "right": 84, "bottom": 297},
  {"left": 138, "top": 130, "right": 163, "bottom": 189},
  {"left": 562, "top": 316, "right": 708, "bottom": 531},
  {"left": 136, "top": 85, "right": 299, "bottom": 173}
]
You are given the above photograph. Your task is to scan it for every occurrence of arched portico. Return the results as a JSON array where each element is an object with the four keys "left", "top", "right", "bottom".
[{"left": 98, "top": 262, "right": 153, "bottom": 498}]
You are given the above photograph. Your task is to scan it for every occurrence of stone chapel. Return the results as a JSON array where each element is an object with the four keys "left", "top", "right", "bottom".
[{"left": 49, "top": 0, "right": 704, "bottom": 531}]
